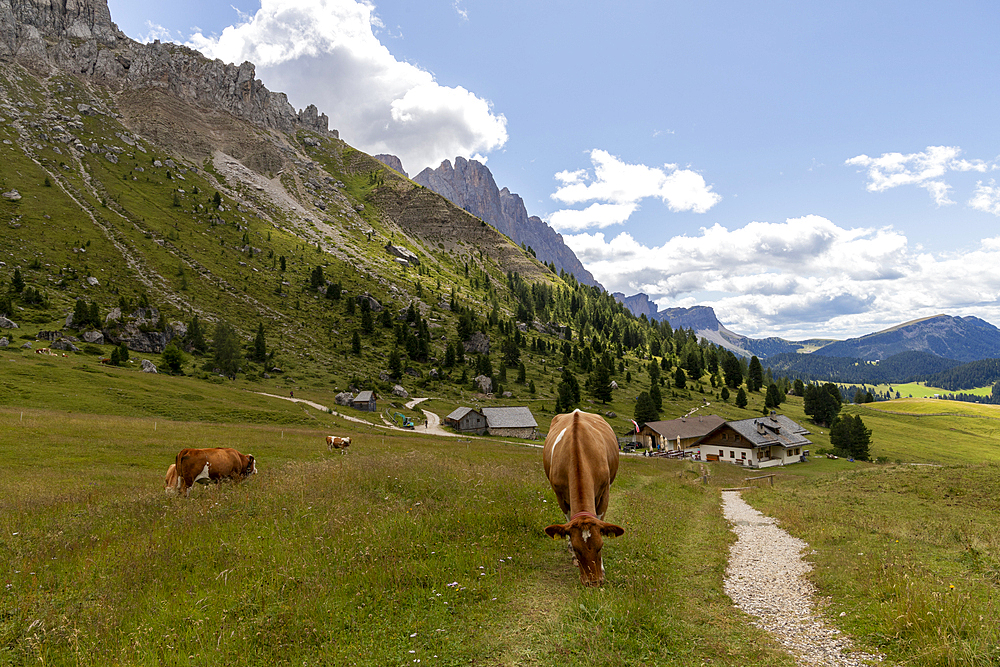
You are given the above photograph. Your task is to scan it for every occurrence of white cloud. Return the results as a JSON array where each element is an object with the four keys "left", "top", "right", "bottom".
[
  {"left": 186, "top": 0, "right": 506, "bottom": 173},
  {"left": 547, "top": 149, "right": 720, "bottom": 231},
  {"left": 139, "top": 21, "right": 176, "bottom": 44},
  {"left": 565, "top": 216, "right": 1000, "bottom": 339},
  {"left": 845, "top": 145, "right": 990, "bottom": 206},
  {"left": 548, "top": 203, "right": 638, "bottom": 232},
  {"left": 968, "top": 180, "right": 1000, "bottom": 215}
]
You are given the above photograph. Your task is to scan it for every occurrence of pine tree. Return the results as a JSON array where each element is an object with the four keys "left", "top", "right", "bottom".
[
  {"left": 212, "top": 321, "right": 239, "bottom": 377},
  {"left": 674, "top": 366, "right": 687, "bottom": 390},
  {"left": 11, "top": 267, "right": 24, "bottom": 293},
  {"left": 251, "top": 323, "right": 266, "bottom": 362},
  {"left": 748, "top": 356, "right": 764, "bottom": 392},
  {"left": 722, "top": 352, "right": 742, "bottom": 389},
  {"left": 634, "top": 391, "right": 659, "bottom": 425},
  {"left": 162, "top": 343, "right": 185, "bottom": 374},
  {"left": 187, "top": 314, "right": 206, "bottom": 354},
  {"left": 590, "top": 362, "right": 612, "bottom": 403},
  {"left": 765, "top": 383, "right": 782, "bottom": 409},
  {"left": 736, "top": 387, "right": 748, "bottom": 409}
]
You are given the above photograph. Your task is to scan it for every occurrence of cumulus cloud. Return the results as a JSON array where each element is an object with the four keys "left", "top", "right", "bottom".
[
  {"left": 968, "top": 180, "right": 1000, "bottom": 215},
  {"left": 139, "top": 21, "right": 176, "bottom": 44},
  {"left": 547, "top": 149, "right": 720, "bottom": 231},
  {"left": 564, "top": 216, "right": 1000, "bottom": 339},
  {"left": 845, "top": 145, "right": 990, "bottom": 206},
  {"left": 186, "top": 0, "right": 506, "bottom": 173}
]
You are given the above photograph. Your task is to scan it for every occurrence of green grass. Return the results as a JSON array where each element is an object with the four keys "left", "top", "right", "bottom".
[
  {"left": 746, "top": 461, "right": 1000, "bottom": 666},
  {"left": 0, "top": 407, "right": 794, "bottom": 667},
  {"left": 862, "top": 381, "right": 993, "bottom": 399}
]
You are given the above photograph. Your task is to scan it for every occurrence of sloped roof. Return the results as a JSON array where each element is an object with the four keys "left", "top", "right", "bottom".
[
  {"left": 446, "top": 406, "right": 481, "bottom": 421},
  {"left": 723, "top": 414, "right": 811, "bottom": 448},
  {"left": 482, "top": 406, "right": 537, "bottom": 429},
  {"left": 353, "top": 390, "right": 375, "bottom": 403},
  {"left": 642, "top": 415, "right": 725, "bottom": 440}
]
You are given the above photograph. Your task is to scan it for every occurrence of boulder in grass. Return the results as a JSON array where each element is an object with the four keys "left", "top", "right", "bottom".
[{"left": 141, "top": 359, "right": 157, "bottom": 373}]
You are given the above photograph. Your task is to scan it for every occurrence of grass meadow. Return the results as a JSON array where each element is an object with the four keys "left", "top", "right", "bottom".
[
  {"left": 0, "top": 407, "right": 796, "bottom": 667},
  {"left": 2, "top": 390, "right": 1000, "bottom": 665},
  {"left": 867, "top": 382, "right": 993, "bottom": 400},
  {"left": 747, "top": 458, "right": 1000, "bottom": 666}
]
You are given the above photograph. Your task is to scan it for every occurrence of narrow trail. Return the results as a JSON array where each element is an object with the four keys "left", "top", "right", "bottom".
[{"left": 722, "top": 491, "right": 884, "bottom": 666}]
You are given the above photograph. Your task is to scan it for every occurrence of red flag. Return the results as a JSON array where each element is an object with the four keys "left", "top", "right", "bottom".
[{"left": 630, "top": 419, "right": 639, "bottom": 433}]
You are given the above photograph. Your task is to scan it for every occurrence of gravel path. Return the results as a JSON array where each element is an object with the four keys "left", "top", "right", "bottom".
[{"left": 721, "top": 491, "right": 885, "bottom": 666}]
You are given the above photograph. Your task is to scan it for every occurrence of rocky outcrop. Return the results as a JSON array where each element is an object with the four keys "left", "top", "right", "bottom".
[
  {"left": 0, "top": 0, "right": 334, "bottom": 136},
  {"left": 0, "top": 315, "right": 18, "bottom": 329},
  {"left": 374, "top": 154, "right": 407, "bottom": 177},
  {"left": 414, "top": 157, "right": 601, "bottom": 287},
  {"left": 473, "top": 374, "right": 492, "bottom": 394},
  {"left": 612, "top": 292, "right": 660, "bottom": 320},
  {"left": 463, "top": 331, "right": 490, "bottom": 356},
  {"left": 385, "top": 243, "right": 419, "bottom": 266}
]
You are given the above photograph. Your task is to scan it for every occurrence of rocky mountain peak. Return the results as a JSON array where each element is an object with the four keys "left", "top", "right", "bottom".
[
  {"left": 0, "top": 0, "right": 333, "bottom": 138},
  {"left": 373, "top": 154, "right": 407, "bottom": 177},
  {"left": 414, "top": 157, "right": 601, "bottom": 287}
]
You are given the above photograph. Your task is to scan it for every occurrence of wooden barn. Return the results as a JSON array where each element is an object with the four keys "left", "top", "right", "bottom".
[
  {"left": 638, "top": 415, "right": 725, "bottom": 452},
  {"left": 351, "top": 390, "right": 377, "bottom": 412},
  {"left": 444, "top": 406, "right": 488, "bottom": 434}
]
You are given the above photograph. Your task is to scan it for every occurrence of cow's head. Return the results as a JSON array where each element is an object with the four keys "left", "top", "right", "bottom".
[
  {"left": 244, "top": 455, "right": 257, "bottom": 477},
  {"left": 545, "top": 513, "right": 624, "bottom": 586}
]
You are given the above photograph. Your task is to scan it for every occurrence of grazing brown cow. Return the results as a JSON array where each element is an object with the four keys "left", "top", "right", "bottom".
[
  {"left": 171, "top": 447, "right": 257, "bottom": 498},
  {"left": 326, "top": 435, "right": 351, "bottom": 451},
  {"left": 164, "top": 463, "right": 179, "bottom": 495},
  {"left": 543, "top": 409, "right": 624, "bottom": 586}
]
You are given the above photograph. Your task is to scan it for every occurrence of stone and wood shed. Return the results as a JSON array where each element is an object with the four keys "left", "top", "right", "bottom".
[{"left": 481, "top": 406, "right": 538, "bottom": 439}]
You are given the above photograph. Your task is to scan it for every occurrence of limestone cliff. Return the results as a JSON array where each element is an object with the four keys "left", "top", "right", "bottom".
[
  {"left": 0, "top": 0, "right": 332, "bottom": 136},
  {"left": 414, "top": 157, "right": 601, "bottom": 287}
]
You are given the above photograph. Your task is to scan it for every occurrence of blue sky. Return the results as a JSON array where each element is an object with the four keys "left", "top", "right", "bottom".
[{"left": 107, "top": 0, "right": 1000, "bottom": 340}]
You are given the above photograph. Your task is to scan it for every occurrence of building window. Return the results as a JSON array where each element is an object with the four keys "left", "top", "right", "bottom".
[
  {"left": 741, "top": 451, "right": 746, "bottom": 459},
  {"left": 730, "top": 451, "right": 735, "bottom": 458}
]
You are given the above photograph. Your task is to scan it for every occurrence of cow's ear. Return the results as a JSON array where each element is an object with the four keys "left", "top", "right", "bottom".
[
  {"left": 544, "top": 524, "right": 569, "bottom": 539},
  {"left": 600, "top": 522, "right": 625, "bottom": 538}
]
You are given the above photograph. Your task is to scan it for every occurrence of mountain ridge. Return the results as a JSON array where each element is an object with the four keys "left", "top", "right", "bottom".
[
  {"left": 413, "top": 156, "right": 602, "bottom": 288},
  {"left": 613, "top": 292, "right": 1000, "bottom": 363}
]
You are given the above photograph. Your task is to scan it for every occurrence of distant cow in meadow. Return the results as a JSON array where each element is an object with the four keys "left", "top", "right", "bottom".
[
  {"left": 543, "top": 409, "right": 625, "bottom": 586},
  {"left": 169, "top": 447, "right": 257, "bottom": 498},
  {"left": 164, "top": 463, "right": 179, "bottom": 494},
  {"left": 326, "top": 435, "right": 351, "bottom": 451}
]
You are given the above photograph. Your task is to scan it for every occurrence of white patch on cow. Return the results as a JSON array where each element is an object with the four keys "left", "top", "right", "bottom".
[
  {"left": 598, "top": 512, "right": 605, "bottom": 520},
  {"left": 551, "top": 427, "right": 567, "bottom": 459},
  {"left": 582, "top": 529, "right": 592, "bottom": 542},
  {"left": 194, "top": 461, "right": 211, "bottom": 484}
]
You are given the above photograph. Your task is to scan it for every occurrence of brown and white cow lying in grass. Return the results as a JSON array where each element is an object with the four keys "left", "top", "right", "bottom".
[
  {"left": 543, "top": 409, "right": 624, "bottom": 586},
  {"left": 167, "top": 447, "right": 257, "bottom": 497},
  {"left": 326, "top": 435, "right": 351, "bottom": 451}
]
